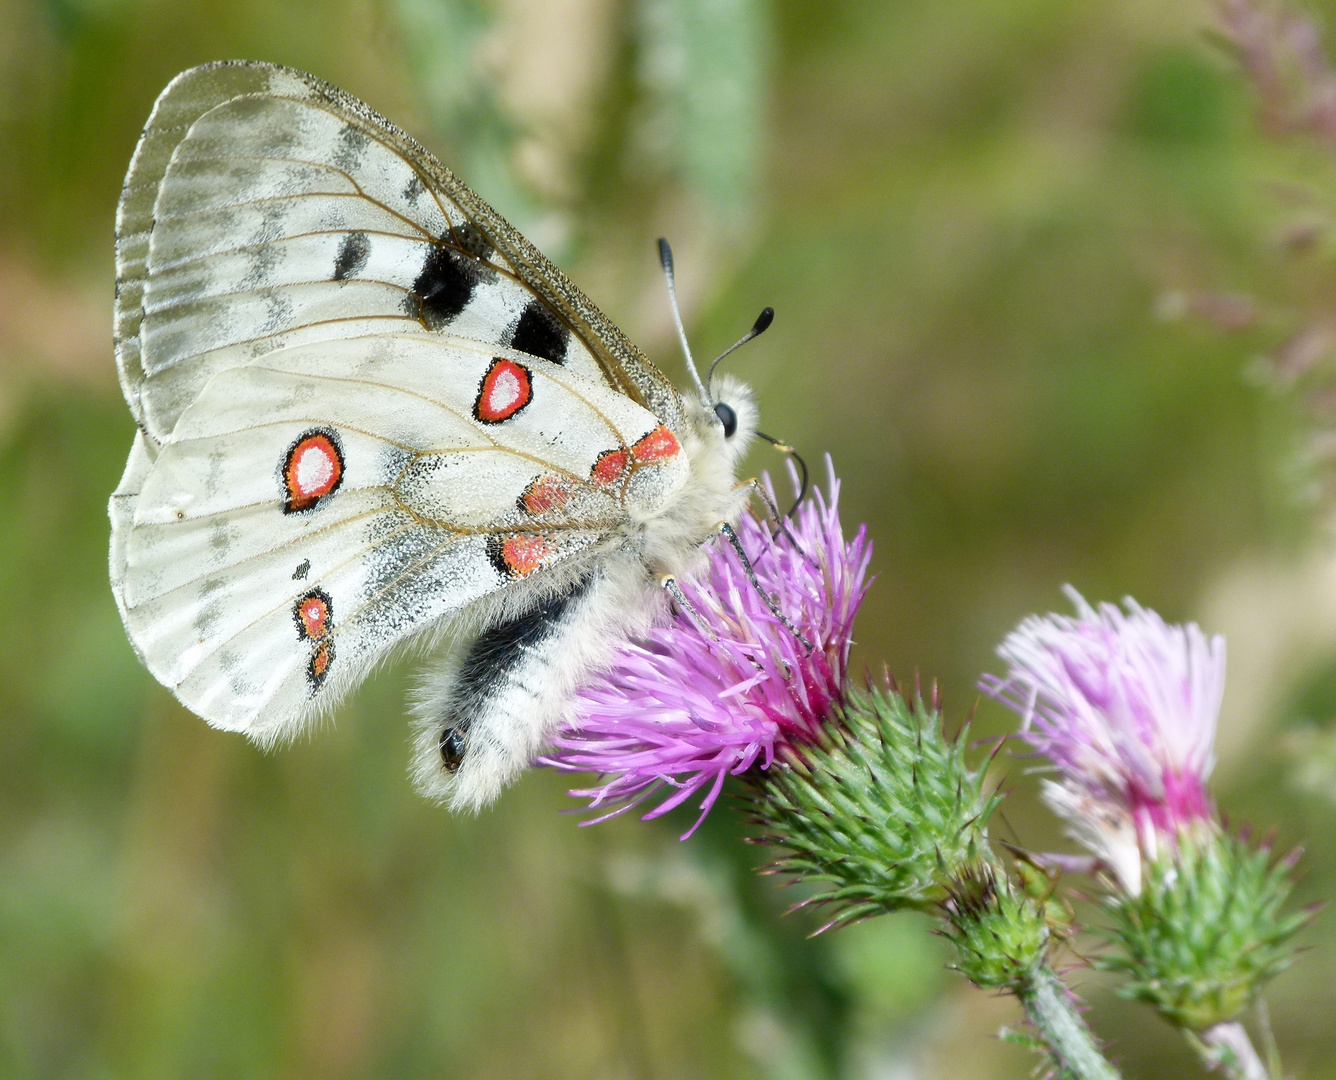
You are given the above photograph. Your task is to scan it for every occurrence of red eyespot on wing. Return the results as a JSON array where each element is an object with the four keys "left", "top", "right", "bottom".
[
  {"left": 631, "top": 424, "right": 681, "bottom": 463},
  {"left": 590, "top": 449, "right": 628, "bottom": 486},
  {"left": 282, "top": 430, "right": 344, "bottom": 513},
  {"left": 308, "top": 640, "right": 334, "bottom": 690},
  {"left": 293, "top": 588, "right": 333, "bottom": 640},
  {"left": 474, "top": 358, "right": 532, "bottom": 424},
  {"left": 488, "top": 534, "right": 554, "bottom": 579},
  {"left": 521, "top": 475, "right": 573, "bottom": 515}
]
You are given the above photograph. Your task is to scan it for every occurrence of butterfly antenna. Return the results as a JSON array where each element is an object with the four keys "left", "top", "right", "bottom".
[
  {"left": 658, "top": 238, "right": 708, "bottom": 404},
  {"left": 706, "top": 306, "right": 774, "bottom": 399}
]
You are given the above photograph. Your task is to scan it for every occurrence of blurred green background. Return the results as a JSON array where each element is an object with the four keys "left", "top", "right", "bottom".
[{"left": 3, "top": 0, "right": 1336, "bottom": 1076}]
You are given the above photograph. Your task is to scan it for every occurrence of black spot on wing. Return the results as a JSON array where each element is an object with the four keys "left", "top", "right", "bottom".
[
  {"left": 333, "top": 232, "right": 370, "bottom": 281},
  {"left": 509, "top": 299, "right": 570, "bottom": 365},
  {"left": 438, "top": 573, "right": 595, "bottom": 764},
  {"left": 485, "top": 535, "right": 509, "bottom": 579},
  {"left": 409, "top": 236, "right": 492, "bottom": 330}
]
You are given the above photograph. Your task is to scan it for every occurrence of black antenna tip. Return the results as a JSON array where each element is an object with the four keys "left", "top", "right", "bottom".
[
  {"left": 753, "top": 306, "right": 775, "bottom": 335},
  {"left": 657, "top": 237, "right": 673, "bottom": 271}
]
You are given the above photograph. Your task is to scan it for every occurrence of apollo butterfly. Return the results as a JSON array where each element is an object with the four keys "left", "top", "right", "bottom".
[{"left": 108, "top": 62, "right": 768, "bottom": 809}]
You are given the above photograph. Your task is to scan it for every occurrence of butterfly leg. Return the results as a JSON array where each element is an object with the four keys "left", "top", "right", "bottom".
[
  {"left": 716, "top": 522, "right": 815, "bottom": 652},
  {"left": 658, "top": 574, "right": 719, "bottom": 641},
  {"left": 736, "top": 476, "right": 786, "bottom": 530},
  {"left": 733, "top": 477, "right": 819, "bottom": 568},
  {"left": 659, "top": 573, "right": 774, "bottom": 676}
]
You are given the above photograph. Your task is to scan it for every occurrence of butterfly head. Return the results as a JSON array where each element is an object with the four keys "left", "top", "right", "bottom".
[{"left": 704, "top": 373, "right": 758, "bottom": 465}]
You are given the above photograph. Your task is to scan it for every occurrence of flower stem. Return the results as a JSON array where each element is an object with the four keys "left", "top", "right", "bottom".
[
  {"left": 1015, "top": 964, "right": 1122, "bottom": 1080},
  {"left": 1193, "top": 1021, "right": 1270, "bottom": 1080}
]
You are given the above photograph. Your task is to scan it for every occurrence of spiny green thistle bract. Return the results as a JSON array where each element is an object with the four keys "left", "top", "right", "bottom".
[
  {"left": 1098, "top": 828, "right": 1312, "bottom": 1030},
  {"left": 743, "top": 681, "right": 1004, "bottom": 932}
]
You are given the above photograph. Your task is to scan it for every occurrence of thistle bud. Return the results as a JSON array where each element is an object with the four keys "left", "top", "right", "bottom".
[{"left": 1098, "top": 828, "right": 1310, "bottom": 1030}]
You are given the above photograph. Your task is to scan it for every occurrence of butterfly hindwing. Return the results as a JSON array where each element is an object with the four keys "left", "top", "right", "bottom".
[{"left": 112, "top": 329, "right": 689, "bottom": 741}]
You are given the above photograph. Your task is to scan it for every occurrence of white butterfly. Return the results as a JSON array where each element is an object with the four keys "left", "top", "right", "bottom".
[{"left": 109, "top": 61, "right": 770, "bottom": 809}]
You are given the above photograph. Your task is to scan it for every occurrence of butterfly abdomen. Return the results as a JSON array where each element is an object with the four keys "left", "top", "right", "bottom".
[
  {"left": 434, "top": 572, "right": 594, "bottom": 750},
  {"left": 412, "top": 558, "right": 657, "bottom": 810}
]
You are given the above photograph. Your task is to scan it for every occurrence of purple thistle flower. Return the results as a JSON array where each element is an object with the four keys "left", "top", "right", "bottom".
[
  {"left": 981, "top": 587, "right": 1224, "bottom": 894},
  {"left": 545, "top": 461, "right": 872, "bottom": 838}
]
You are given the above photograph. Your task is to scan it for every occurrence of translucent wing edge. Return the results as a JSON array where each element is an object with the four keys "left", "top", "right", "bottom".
[
  {"left": 115, "top": 63, "right": 286, "bottom": 436},
  {"left": 109, "top": 430, "right": 156, "bottom": 661}
]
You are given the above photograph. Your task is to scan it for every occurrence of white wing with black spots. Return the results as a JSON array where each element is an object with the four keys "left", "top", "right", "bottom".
[{"left": 109, "top": 62, "right": 754, "bottom": 811}]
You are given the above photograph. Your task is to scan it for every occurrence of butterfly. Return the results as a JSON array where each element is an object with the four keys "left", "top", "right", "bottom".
[{"left": 109, "top": 61, "right": 774, "bottom": 810}]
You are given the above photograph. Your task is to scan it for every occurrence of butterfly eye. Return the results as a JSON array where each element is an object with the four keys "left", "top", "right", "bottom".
[
  {"left": 713, "top": 402, "right": 738, "bottom": 439},
  {"left": 439, "top": 728, "right": 467, "bottom": 772}
]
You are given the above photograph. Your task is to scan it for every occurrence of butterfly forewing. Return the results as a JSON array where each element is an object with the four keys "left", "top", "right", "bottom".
[{"left": 115, "top": 61, "right": 682, "bottom": 443}]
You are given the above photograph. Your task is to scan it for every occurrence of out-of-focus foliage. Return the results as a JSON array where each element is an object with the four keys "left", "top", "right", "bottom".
[{"left": 1, "top": 0, "right": 1335, "bottom": 1077}]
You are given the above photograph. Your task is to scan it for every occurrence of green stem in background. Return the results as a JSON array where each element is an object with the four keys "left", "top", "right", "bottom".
[{"left": 1017, "top": 965, "right": 1123, "bottom": 1080}]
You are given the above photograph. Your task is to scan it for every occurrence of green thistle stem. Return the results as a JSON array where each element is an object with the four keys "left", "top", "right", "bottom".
[
  {"left": 1017, "top": 965, "right": 1122, "bottom": 1080},
  {"left": 1192, "top": 1021, "right": 1269, "bottom": 1080},
  {"left": 941, "top": 863, "right": 1120, "bottom": 1080}
]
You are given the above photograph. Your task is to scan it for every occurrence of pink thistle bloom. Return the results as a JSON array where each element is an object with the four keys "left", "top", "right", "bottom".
[
  {"left": 981, "top": 587, "right": 1224, "bottom": 895},
  {"left": 545, "top": 462, "right": 871, "bottom": 838}
]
